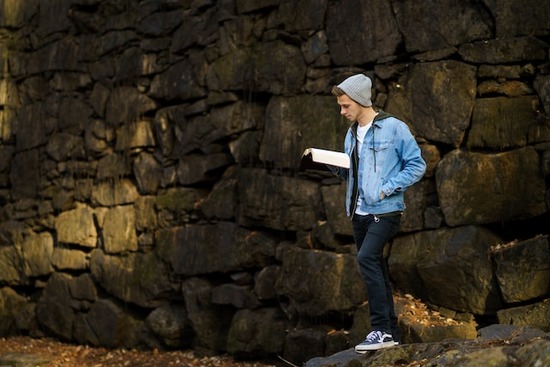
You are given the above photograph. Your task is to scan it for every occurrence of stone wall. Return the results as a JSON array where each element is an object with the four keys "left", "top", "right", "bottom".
[{"left": 0, "top": 0, "right": 549, "bottom": 364}]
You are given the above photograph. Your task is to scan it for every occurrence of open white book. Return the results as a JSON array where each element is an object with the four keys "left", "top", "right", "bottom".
[{"left": 299, "top": 148, "right": 350, "bottom": 171}]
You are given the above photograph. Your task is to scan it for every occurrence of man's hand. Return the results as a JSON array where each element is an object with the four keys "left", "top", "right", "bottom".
[{"left": 380, "top": 191, "right": 385, "bottom": 200}]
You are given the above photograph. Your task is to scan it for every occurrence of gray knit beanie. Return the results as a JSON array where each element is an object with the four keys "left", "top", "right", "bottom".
[{"left": 337, "top": 74, "right": 372, "bottom": 107}]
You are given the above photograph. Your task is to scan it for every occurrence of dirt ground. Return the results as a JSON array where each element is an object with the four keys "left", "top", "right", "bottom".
[
  {"left": 0, "top": 295, "right": 456, "bottom": 367},
  {"left": 0, "top": 336, "right": 277, "bottom": 367}
]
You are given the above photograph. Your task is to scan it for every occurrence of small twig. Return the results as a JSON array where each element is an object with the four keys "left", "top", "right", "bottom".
[{"left": 277, "top": 354, "right": 300, "bottom": 367}]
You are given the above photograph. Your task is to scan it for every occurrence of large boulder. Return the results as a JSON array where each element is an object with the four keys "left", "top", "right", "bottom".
[
  {"left": 326, "top": 0, "right": 401, "bottom": 65},
  {"left": 321, "top": 183, "right": 352, "bottom": 237},
  {"left": 78, "top": 298, "right": 142, "bottom": 348},
  {"left": 156, "top": 222, "right": 277, "bottom": 276},
  {"left": 497, "top": 298, "right": 550, "bottom": 332},
  {"left": 90, "top": 179, "right": 140, "bottom": 206},
  {"left": 211, "top": 283, "right": 260, "bottom": 309},
  {"left": 226, "top": 308, "right": 287, "bottom": 357},
  {"left": 207, "top": 41, "right": 306, "bottom": 95},
  {"left": 0, "top": 222, "right": 26, "bottom": 285},
  {"left": 238, "top": 168, "right": 323, "bottom": 231},
  {"left": 176, "top": 153, "right": 234, "bottom": 185},
  {"left": 68, "top": 274, "right": 98, "bottom": 302},
  {"left": 155, "top": 187, "right": 208, "bottom": 227},
  {"left": 56, "top": 96, "right": 93, "bottom": 134},
  {"left": 51, "top": 248, "right": 88, "bottom": 271},
  {"left": 149, "top": 57, "right": 207, "bottom": 101},
  {"left": 13, "top": 103, "right": 48, "bottom": 151},
  {"left": 199, "top": 169, "right": 238, "bottom": 221},
  {"left": 100, "top": 205, "right": 138, "bottom": 254},
  {"left": 106, "top": 86, "right": 157, "bottom": 127},
  {"left": 0, "top": 287, "right": 27, "bottom": 335},
  {"left": 467, "top": 96, "right": 539, "bottom": 150},
  {"left": 133, "top": 152, "right": 163, "bottom": 195},
  {"left": 115, "top": 120, "right": 156, "bottom": 151},
  {"left": 11, "top": 37, "right": 82, "bottom": 77},
  {"left": 283, "top": 327, "right": 330, "bottom": 365},
  {"left": 182, "top": 277, "right": 233, "bottom": 352},
  {"left": 259, "top": 95, "right": 345, "bottom": 170},
  {"left": 142, "top": 304, "right": 194, "bottom": 349},
  {"left": 459, "top": 36, "right": 548, "bottom": 64},
  {"left": 20, "top": 232, "right": 54, "bottom": 278},
  {"left": 90, "top": 250, "right": 175, "bottom": 308},
  {"left": 0, "top": 0, "right": 39, "bottom": 28},
  {"left": 386, "top": 61, "right": 477, "bottom": 147},
  {"left": 276, "top": 247, "right": 365, "bottom": 317},
  {"left": 400, "top": 179, "right": 437, "bottom": 233},
  {"left": 436, "top": 148, "right": 546, "bottom": 226},
  {"left": 55, "top": 206, "right": 97, "bottom": 248},
  {"left": 9, "top": 150, "right": 40, "bottom": 200},
  {"left": 278, "top": 0, "right": 327, "bottom": 32},
  {"left": 490, "top": 235, "right": 550, "bottom": 303},
  {"left": 483, "top": 0, "right": 550, "bottom": 37},
  {"left": 393, "top": 0, "right": 492, "bottom": 53},
  {"left": 389, "top": 225, "right": 504, "bottom": 314},
  {"left": 0, "top": 245, "right": 22, "bottom": 285},
  {"left": 36, "top": 273, "right": 75, "bottom": 340}
]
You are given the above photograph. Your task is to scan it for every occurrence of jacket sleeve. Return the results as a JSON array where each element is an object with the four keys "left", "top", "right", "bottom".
[{"left": 381, "top": 123, "right": 426, "bottom": 196}]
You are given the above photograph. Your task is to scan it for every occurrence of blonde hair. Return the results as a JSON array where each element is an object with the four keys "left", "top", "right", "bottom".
[{"left": 331, "top": 85, "right": 345, "bottom": 97}]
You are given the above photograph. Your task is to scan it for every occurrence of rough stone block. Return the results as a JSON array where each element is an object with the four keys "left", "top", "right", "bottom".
[
  {"left": 55, "top": 206, "right": 97, "bottom": 248},
  {"left": 157, "top": 222, "right": 277, "bottom": 276},
  {"left": 436, "top": 148, "right": 546, "bottom": 226},
  {"left": 491, "top": 235, "right": 550, "bottom": 303},
  {"left": 238, "top": 168, "right": 323, "bottom": 231},
  {"left": 497, "top": 298, "right": 550, "bottom": 332},
  {"left": 468, "top": 96, "right": 538, "bottom": 150},
  {"left": 226, "top": 308, "right": 287, "bottom": 356},
  {"left": 390, "top": 226, "right": 503, "bottom": 314},
  {"left": 386, "top": 60, "right": 476, "bottom": 147},
  {"left": 90, "top": 250, "right": 173, "bottom": 308},
  {"left": 277, "top": 247, "right": 365, "bottom": 317}
]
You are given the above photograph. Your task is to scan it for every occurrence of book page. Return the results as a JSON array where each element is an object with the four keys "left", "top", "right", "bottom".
[{"left": 300, "top": 148, "right": 350, "bottom": 170}]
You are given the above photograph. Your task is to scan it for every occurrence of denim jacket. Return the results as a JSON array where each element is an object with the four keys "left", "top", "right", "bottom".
[{"left": 333, "top": 111, "right": 426, "bottom": 217}]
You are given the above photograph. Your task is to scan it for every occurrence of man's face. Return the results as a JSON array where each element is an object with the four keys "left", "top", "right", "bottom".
[{"left": 336, "top": 94, "right": 362, "bottom": 122}]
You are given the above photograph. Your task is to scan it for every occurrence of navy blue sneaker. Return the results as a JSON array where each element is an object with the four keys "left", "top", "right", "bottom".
[{"left": 355, "top": 331, "right": 395, "bottom": 353}]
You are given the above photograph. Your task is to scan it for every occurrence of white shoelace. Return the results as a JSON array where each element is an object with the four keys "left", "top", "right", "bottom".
[{"left": 365, "top": 331, "right": 381, "bottom": 342}]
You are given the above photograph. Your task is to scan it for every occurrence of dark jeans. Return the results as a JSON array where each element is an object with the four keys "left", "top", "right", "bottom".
[{"left": 352, "top": 213, "right": 401, "bottom": 341}]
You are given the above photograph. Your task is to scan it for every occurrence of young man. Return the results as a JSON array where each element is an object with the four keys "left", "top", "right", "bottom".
[{"left": 330, "top": 74, "right": 426, "bottom": 352}]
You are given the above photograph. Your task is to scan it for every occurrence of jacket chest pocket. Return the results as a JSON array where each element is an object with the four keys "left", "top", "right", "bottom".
[
  {"left": 371, "top": 141, "right": 391, "bottom": 151},
  {"left": 368, "top": 140, "right": 392, "bottom": 167}
]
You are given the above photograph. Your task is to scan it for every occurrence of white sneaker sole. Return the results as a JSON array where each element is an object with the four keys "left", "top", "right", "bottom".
[{"left": 354, "top": 341, "right": 395, "bottom": 353}]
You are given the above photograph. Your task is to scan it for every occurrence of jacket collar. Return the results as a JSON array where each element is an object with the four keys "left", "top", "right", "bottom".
[{"left": 351, "top": 109, "right": 393, "bottom": 132}]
